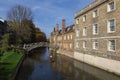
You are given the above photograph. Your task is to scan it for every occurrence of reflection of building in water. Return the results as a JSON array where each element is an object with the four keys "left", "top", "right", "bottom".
[
  {"left": 51, "top": 55, "right": 75, "bottom": 80},
  {"left": 74, "top": 60, "right": 120, "bottom": 80}
]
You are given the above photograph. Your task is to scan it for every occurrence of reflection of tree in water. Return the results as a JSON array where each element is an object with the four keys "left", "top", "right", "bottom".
[
  {"left": 17, "top": 48, "right": 47, "bottom": 80},
  {"left": 28, "top": 47, "right": 46, "bottom": 61},
  {"left": 16, "top": 58, "right": 35, "bottom": 80}
]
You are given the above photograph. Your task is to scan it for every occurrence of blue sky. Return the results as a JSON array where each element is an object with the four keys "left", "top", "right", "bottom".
[{"left": 0, "top": 0, "right": 94, "bottom": 38}]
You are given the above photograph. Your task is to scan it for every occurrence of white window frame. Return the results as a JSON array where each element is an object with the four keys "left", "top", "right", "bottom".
[
  {"left": 107, "top": 19, "right": 115, "bottom": 33},
  {"left": 76, "top": 19, "right": 79, "bottom": 24},
  {"left": 93, "top": 40, "right": 98, "bottom": 50},
  {"left": 93, "top": 10, "right": 98, "bottom": 18},
  {"left": 76, "top": 42, "right": 79, "bottom": 48},
  {"left": 83, "top": 27, "right": 87, "bottom": 36},
  {"left": 83, "top": 41, "right": 87, "bottom": 48},
  {"left": 76, "top": 29, "right": 79, "bottom": 37},
  {"left": 64, "top": 35, "right": 66, "bottom": 40},
  {"left": 83, "top": 15, "right": 86, "bottom": 22},
  {"left": 70, "top": 43, "right": 72, "bottom": 49},
  {"left": 68, "top": 35, "right": 70, "bottom": 40},
  {"left": 93, "top": 23, "right": 99, "bottom": 35},
  {"left": 107, "top": 1, "right": 115, "bottom": 12},
  {"left": 71, "top": 34, "right": 72, "bottom": 40},
  {"left": 108, "top": 40, "right": 115, "bottom": 51}
]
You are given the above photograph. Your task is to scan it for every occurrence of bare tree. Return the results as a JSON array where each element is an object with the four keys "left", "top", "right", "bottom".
[
  {"left": 7, "top": 4, "right": 33, "bottom": 44},
  {"left": 7, "top": 4, "right": 32, "bottom": 23}
]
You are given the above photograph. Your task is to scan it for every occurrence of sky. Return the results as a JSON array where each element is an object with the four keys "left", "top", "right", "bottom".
[{"left": 0, "top": 0, "right": 94, "bottom": 38}]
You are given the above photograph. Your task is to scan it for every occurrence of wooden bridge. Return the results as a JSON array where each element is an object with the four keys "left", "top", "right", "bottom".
[{"left": 23, "top": 42, "right": 49, "bottom": 52}]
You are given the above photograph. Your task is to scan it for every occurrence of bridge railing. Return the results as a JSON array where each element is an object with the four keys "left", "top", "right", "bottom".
[{"left": 23, "top": 42, "right": 49, "bottom": 51}]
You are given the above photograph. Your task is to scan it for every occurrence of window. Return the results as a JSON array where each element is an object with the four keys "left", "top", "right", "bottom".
[
  {"left": 70, "top": 43, "right": 72, "bottom": 49},
  {"left": 108, "top": 1, "right": 115, "bottom": 12},
  {"left": 68, "top": 35, "right": 70, "bottom": 40},
  {"left": 71, "top": 35, "right": 72, "bottom": 40},
  {"left": 83, "top": 15, "right": 86, "bottom": 22},
  {"left": 93, "top": 24, "right": 98, "bottom": 35},
  {"left": 83, "top": 41, "right": 87, "bottom": 48},
  {"left": 64, "top": 36, "right": 66, "bottom": 40},
  {"left": 93, "top": 40, "right": 98, "bottom": 49},
  {"left": 108, "top": 19, "right": 115, "bottom": 32},
  {"left": 54, "top": 37, "right": 56, "bottom": 41},
  {"left": 93, "top": 10, "right": 98, "bottom": 18},
  {"left": 83, "top": 27, "right": 87, "bottom": 36},
  {"left": 76, "top": 29, "right": 79, "bottom": 37},
  {"left": 76, "top": 19, "right": 79, "bottom": 24},
  {"left": 76, "top": 42, "right": 79, "bottom": 48},
  {"left": 108, "top": 40, "right": 115, "bottom": 51}
]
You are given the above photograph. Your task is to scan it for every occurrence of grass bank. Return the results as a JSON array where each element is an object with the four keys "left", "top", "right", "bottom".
[{"left": 0, "top": 50, "right": 24, "bottom": 80}]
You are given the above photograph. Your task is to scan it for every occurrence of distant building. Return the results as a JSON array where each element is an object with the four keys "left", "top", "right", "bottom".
[
  {"left": 50, "top": 19, "right": 75, "bottom": 51},
  {"left": 0, "top": 18, "right": 7, "bottom": 39},
  {"left": 74, "top": 0, "right": 120, "bottom": 75}
]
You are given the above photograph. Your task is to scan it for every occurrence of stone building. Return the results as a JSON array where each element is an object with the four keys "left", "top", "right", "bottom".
[
  {"left": 74, "top": 0, "right": 120, "bottom": 75},
  {"left": 50, "top": 19, "right": 75, "bottom": 51}
]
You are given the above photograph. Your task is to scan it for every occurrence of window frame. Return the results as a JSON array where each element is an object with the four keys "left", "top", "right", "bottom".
[
  {"left": 83, "top": 27, "right": 87, "bottom": 36},
  {"left": 108, "top": 40, "right": 116, "bottom": 51},
  {"left": 93, "top": 23, "right": 99, "bottom": 35},
  {"left": 83, "top": 15, "right": 86, "bottom": 22},
  {"left": 93, "top": 10, "right": 98, "bottom": 18},
  {"left": 107, "top": 1, "right": 115, "bottom": 12},
  {"left": 107, "top": 19, "right": 115, "bottom": 33},
  {"left": 76, "top": 42, "right": 79, "bottom": 48},
  {"left": 76, "top": 29, "right": 79, "bottom": 37},
  {"left": 76, "top": 18, "right": 79, "bottom": 24},
  {"left": 83, "top": 41, "right": 87, "bottom": 48},
  {"left": 93, "top": 40, "right": 99, "bottom": 50}
]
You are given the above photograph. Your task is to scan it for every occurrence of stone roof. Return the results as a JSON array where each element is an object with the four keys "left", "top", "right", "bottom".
[
  {"left": 75, "top": 0, "right": 108, "bottom": 18},
  {"left": 64, "top": 24, "right": 75, "bottom": 34}
]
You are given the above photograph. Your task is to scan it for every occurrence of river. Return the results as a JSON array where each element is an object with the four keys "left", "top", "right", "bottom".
[{"left": 16, "top": 48, "right": 120, "bottom": 80}]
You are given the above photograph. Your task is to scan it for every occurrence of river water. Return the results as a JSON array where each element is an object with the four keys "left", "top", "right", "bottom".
[{"left": 16, "top": 48, "right": 120, "bottom": 80}]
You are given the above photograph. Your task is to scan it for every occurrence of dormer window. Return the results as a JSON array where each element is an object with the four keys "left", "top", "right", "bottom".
[
  {"left": 108, "top": 1, "right": 115, "bottom": 12},
  {"left": 93, "top": 10, "right": 98, "bottom": 18},
  {"left": 76, "top": 19, "right": 79, "bottom": 24},
  {"left": 83, "top": 15, "right": 86, "bottom": 22}
]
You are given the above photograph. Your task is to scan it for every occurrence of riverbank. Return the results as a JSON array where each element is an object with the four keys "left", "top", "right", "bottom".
[{"left": 0, "top": 50, "right": 24, "bottom": 80}]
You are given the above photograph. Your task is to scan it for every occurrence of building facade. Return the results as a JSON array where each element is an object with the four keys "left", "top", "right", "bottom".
[
  {"left": 50, "top": 19, "right": 75, "bottom": 51},
  {"left": 74, "top": 0, "right": 120, "bottom": 75}
]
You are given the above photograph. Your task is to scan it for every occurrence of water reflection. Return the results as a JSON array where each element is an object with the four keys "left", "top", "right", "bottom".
[{"left": 16, "top": 48, "right": 120, "bottom": 80}]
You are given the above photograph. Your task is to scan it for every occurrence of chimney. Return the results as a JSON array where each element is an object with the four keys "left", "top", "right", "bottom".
[
  {"left": 54, "top": 27, "right": 55, "bottom": 32},
  {"left": 55, "top": 23, "right": 59, "bottom": 31},
  {"left": 62, "top": 19, "right": 66, "bottom": 34},
  {"left": 62, "top": 19, "right": 66, "bottom": 28}
]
